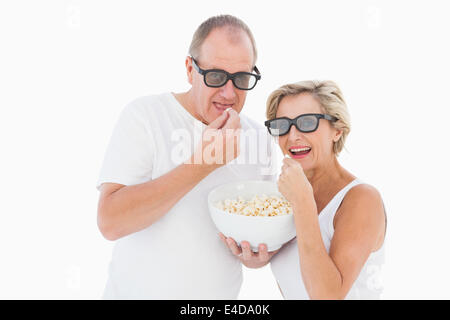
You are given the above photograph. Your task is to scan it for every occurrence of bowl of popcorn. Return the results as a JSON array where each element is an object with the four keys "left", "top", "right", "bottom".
[{"left": 208, "top": 180, "right": 296, "bottom": 252}]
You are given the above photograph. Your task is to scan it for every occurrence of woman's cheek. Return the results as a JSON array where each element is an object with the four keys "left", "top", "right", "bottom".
[{"left": 278, "top": 136, "right": 288, "bottom": 154}]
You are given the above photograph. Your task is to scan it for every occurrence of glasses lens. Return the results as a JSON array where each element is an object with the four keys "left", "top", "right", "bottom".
[
  {"left": 234, "top": 74, "right": 256, "bottom": 90},
  {"left": 297, "top": 115, "right": 318, "bottom": 132},
  {"left": 269, "top": 119, "right": 290, "bottom": 136},
  {"left": 205, "top": 71, "right": 227, "bottom": 87}
]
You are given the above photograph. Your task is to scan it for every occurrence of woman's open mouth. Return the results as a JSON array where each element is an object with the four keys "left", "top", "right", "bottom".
[{"left": 288, "top": 146, "right": 311, "bottom": 159}]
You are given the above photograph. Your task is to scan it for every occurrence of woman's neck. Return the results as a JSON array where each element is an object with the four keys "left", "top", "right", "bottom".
[{"left": 305, "top": 156, "right": 353, "bottom": 198}]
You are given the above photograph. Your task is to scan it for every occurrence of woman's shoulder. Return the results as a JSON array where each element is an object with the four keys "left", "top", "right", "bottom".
[
  {"left": 346, "top": 182, "right": 383, "bottom": 205},
  {"left": 334, "top": 182, "right": 385, "bottom": 231}
]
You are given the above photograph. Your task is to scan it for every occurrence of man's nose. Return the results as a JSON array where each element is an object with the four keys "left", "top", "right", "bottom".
[{"left": 219, "top": 79, "right": 237, "bottom": 99}]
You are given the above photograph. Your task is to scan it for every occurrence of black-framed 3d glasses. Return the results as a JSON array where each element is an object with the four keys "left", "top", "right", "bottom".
[
  {"left": 264, "top": 113, "right": 338, "bottom": 136},
  {"left": 191, "top": 57, "right": 261, "bottom": 90}
]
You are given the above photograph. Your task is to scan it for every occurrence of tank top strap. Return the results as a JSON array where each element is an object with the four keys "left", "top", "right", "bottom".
[{"left": 319, "top": 179, "right": 364, "bottom": 240}]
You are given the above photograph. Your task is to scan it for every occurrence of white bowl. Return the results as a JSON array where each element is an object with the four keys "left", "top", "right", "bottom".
[{"left": 208, "top": 180, "right": 296, "bottom": 252}]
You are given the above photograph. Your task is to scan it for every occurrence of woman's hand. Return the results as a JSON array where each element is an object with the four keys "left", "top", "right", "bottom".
[
  {"left": 219, "top": 233, "right": 279, "bottom": 268},
  {"left": 277, "top": 158, "right": 314, "bottom": 208}
]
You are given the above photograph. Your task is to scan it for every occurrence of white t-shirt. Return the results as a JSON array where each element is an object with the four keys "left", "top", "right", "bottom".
[{"left": 97, "top": 92, "right": 275, "bottom": 299}]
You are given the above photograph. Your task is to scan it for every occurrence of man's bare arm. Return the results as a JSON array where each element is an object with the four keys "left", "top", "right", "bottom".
[
  {"left": 97, "top": 162, "right": 217, "bottom": 241},
  {"left": 97, "top": 109, "right": 241, "bottom": 241}
]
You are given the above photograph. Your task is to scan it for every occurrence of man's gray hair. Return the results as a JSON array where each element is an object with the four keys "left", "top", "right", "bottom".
[{"left": 189, "top": 14, "right": 258, "bottom": 66}]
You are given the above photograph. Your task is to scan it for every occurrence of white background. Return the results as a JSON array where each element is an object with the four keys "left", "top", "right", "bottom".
[{"left": 1, "top": 0, "right": 449, "bottom": 299}]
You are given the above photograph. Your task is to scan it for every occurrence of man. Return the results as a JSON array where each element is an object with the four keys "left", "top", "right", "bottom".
[{"left": 96, "top": 14, "right": 275, "bottom": 299}]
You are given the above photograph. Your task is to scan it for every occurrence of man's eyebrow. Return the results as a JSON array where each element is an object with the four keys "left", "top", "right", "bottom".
[
  {"left": 201, "top": 59, "right": 253, "bottom": 73},
  {"left": 210, "top": 65, "right": 254, "bottom": 73}
]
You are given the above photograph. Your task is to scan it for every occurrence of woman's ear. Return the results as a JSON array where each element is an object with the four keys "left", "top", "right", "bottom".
[
  {"left": 333, "top": 129, "right": 343, "bottom": 143},
  {"left": 185, "top": 56, "right": 193, "bottom": 85}
]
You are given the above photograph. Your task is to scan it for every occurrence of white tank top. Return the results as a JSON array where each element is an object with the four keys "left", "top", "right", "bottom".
[{"left": 270, "top": 179, "right": 385, "bottom": 299}]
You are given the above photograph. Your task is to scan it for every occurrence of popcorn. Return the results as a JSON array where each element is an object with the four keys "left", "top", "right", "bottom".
[{"left": 215, "top": 194, "right": 292, "bottom": 217}]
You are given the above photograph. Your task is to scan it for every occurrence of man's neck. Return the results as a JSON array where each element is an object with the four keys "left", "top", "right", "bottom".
[{"left": 173, "top": 91, "right": 208, "bottom": 125}]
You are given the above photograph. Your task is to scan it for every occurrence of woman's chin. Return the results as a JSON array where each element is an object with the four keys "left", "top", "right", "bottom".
[{"left": 293, "top": 157, "right": 312, "bottom": 171}]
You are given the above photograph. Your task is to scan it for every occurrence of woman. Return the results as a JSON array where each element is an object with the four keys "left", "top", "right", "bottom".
[{"left": 220, "top": 80, "right": 386, "bottom": 299}]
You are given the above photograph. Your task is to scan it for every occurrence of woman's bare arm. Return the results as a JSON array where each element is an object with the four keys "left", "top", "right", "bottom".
[{"left": 293, "top": 184, "right": 386, "bottom": 299}]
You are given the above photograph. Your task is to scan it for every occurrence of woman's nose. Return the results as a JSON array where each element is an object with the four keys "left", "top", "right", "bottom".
[{"left": 287, "top": 123, "right": 301, "bottom": 139}]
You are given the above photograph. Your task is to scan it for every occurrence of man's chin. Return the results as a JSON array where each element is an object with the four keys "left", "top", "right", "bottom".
[{"left": 205, "top": 108, "right": 227, "bottom": 124}]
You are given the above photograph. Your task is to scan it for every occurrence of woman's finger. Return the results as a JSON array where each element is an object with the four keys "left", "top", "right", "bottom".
[
  {"left": 277, "top": 179, "right": 285, "bottom": 190},
  {"left": 284, "top": 157, "right": 300, "bottom": 168},
  {"left": 282, "top": 158, "right": 292, "bottom": 166},
  {"left": 288, "top": 157, "right": 303, "bottom": 170}
]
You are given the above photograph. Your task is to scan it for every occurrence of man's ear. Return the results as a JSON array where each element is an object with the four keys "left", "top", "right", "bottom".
[{"left": 185, "top": 56, "right": 193, "bottom": 85}]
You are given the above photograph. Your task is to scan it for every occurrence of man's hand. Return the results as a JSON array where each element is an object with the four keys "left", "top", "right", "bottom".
[
  {"left": 190, "top": 109, "right": 241, "bottom": 168},
  {"left": 219, "top": 233, "right": 279, "bottom": 269}
]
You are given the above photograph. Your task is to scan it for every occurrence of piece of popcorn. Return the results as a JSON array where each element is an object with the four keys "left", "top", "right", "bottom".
[{"left": 216, "top": 194, "right": 292, "bottom": 217}]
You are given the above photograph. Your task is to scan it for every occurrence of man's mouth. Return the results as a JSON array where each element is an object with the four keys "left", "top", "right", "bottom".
[
  {"left": 213, "top": 102, "right": 234, "bottom": 112},
  {"left": 288, "top": 146, "right": 311, "bottom": 158}
]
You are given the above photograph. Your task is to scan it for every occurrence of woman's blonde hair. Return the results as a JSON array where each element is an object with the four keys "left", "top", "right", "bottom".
[{"left": 266, "top": 80, "right": 351, "bottom": 155}]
